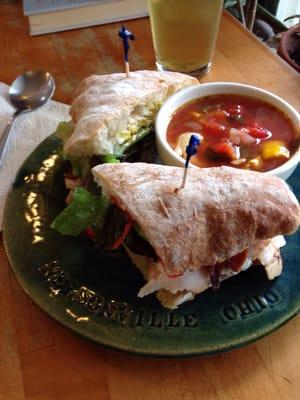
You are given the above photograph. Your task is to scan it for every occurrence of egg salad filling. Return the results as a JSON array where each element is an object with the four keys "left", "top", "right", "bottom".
[{"left": 114, "top": 100, "right": 162, "bottom": 151}]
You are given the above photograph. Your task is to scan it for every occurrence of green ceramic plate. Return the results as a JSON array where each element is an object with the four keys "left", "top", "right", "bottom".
[{"left": 3, "top": 134, "right": 300, "bottom": 357}]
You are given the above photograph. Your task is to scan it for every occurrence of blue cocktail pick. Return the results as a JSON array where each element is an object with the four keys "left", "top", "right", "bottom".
[
  {"left": 178, "top": 134, "right": 201, "bottom": 190},
  {"left": 185, "top": 134, "right": 201, "bottom": 167},
  {"left": 118, "top": 26, "right": 135, "bottom": 77}
]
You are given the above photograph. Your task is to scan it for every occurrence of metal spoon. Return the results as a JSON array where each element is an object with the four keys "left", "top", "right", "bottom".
[{"left": 0, "top": 70, "right": 55, "bottom": 167}]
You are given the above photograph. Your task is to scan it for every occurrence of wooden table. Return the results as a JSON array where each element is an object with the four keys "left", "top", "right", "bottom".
[{"left": 1, "top": 3, "right": 300, "bottom": 400}]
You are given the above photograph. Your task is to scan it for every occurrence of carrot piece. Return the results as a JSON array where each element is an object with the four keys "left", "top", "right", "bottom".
[
  {"left": 110, "top": 215, "right": 134, "bottom": 250},
  {"left": 211, "top": 142, "right": 236, "bottom": 159}
]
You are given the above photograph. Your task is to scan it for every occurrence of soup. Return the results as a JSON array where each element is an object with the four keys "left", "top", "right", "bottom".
[{"left": 166, "top": 94, "right": 299, "bottom": 172}]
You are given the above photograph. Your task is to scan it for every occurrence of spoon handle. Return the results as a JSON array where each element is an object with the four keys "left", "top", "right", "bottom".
[{"left": 0, "top": 110, "right": 21, "bottom": 168}]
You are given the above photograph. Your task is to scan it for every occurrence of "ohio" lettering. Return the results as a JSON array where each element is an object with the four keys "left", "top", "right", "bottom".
[{"left": 220, "top": 289, "right": 281, "bottom": 321}]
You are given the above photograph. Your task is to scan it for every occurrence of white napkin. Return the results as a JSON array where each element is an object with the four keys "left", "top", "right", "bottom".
[{"left": 0, "top": 82, "right": 70, "bottom": 229}]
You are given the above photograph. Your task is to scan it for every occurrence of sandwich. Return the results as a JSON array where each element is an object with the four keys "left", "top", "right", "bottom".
[
  {"left": 91, "top": 162, "right": 300, "bottom": 309},
  {"left": 58, "top": 70, "right": 198, "bottom": 162}
]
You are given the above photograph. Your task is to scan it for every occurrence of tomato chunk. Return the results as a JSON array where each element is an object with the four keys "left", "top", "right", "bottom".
[
  {"left": 247, "top": 126, "right": 271, "bottom": 139},
  {"left": 210, "top": 142, "right": 237, "bottom": 160},
  {"left": 229, "top": 250, "right": 248, "bottom": 272},
  {"left": 203, "top": 121, "right": 227, "bottom": 137},
  {"left": 226, "top": 104, "right": 243, "bottom": 116},
  {"left": 85, "top": 227, "right": 96, "bottom": 240}
]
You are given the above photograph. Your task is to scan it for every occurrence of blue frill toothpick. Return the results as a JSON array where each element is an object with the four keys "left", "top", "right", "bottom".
[
  {"left": 177, "top": 134, "right": 201, "bottom": 191},
  {"left": 118, "top": 26, "right": 135, "bottom": 77}
]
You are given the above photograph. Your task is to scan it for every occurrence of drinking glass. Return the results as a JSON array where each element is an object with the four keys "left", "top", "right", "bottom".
[{"left": 147, "top": 0, "right": 223, "bottom": 76}]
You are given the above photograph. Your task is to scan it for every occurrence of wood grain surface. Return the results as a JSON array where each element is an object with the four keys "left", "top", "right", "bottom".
[{"left": 0, "top": 2, "right": 300, "bottom": 400}]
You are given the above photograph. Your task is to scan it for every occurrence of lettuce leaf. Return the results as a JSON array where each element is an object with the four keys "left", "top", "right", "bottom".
[
  {"left": 99, "top": 154, "right": 120, "bottom": 164},
  {"left": 51, "top": 188, "right": 109, "bottom": 236}
]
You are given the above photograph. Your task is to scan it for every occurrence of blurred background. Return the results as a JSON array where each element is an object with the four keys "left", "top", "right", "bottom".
[{"left": 225, "top": 0, "right": 300, "bottom": 72}]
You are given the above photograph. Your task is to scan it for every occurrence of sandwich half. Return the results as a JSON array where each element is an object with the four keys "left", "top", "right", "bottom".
[
  {"left": 92, "top": 163, "right": 300, "bottom": 309},
  {"left": 62, "top": 70, "right": 198, "bottom": 158}
]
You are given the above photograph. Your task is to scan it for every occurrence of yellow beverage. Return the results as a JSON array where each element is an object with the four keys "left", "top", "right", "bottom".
[{"left": 147, "top": 0, "right": 223, "bottom": 74}]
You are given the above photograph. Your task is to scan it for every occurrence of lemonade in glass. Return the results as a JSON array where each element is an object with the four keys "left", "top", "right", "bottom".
[{"left": 147, "top": 0, "right": 223, "bottom": 75}]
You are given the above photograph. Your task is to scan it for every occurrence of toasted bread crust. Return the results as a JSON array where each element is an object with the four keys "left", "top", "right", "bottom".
[{"left": 92, "top": 163, "right": 300, "bottom": 274}]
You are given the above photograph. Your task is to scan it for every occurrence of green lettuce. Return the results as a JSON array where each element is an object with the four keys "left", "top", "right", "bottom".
[
  {"left": 51, "top": 121, "right": 155, "bottom": 238},
  {"left": 51, "top": 188, "right": 109, "bottom": 236},
  {"left": 99, "top": 154, "right": 120, "bottom": 164}
]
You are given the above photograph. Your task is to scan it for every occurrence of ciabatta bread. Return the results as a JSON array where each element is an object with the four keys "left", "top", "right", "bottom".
[{"left": 64, "top": 71, "right": 198, "bottom": 156}]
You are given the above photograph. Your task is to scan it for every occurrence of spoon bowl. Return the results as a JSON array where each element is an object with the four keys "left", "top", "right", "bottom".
[
  {"left": 0, "top": 70, "right": 55, "bottom": 167},
  {"left": 9, "top": 70, "right": 55, "bottom": 112}
]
